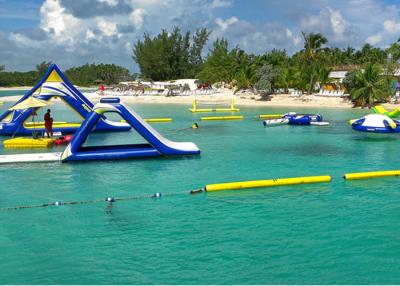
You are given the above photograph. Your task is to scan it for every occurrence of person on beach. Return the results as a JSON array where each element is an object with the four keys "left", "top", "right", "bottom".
[
  {"left": 44, "top": 109, "right": 53, "bottom": 137},
  {"left": 100, "top": 84, "right": 105, "bottom": 95}
]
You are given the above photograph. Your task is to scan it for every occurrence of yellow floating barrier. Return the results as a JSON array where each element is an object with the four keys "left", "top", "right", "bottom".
[
  {"left": 344, "top": 170, "right": 400, "bottom": 180},
  {"left": 200, "top": 115, "right": 244, "bottom": 121},
  {"left": 121, "top": 118, "right": 172, "bottom": 123},
  {"left": 144, "top": 118, "right": 172, "bottom": 123},
  {"left": 259, "top": 114, "right": 283, "bottom": 119},
  {"left": 24, "top": 122, "right": 81, "bottom": 129},
  {"left": 205, "top": 175, "right": 331, "bottom": 192},
  {"left": 3, "top": 137, "right": 55, "bottom": 148}
]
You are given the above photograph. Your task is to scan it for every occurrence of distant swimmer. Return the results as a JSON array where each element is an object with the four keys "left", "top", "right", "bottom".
[{"left": 192, "top": 123, "right": 199, "bottom": 129}]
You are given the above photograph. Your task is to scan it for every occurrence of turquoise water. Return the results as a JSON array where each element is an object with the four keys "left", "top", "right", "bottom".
[
  {"left": 1, "top": 95, "right": 400, "bottom": 284},
  {"left": 0, "top": 89, "right": 28, "bottom": 97}
]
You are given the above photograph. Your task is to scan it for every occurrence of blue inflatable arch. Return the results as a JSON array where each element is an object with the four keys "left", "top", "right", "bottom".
[{"left": 0, "top": 64, "right": 130, "bottom": 135}]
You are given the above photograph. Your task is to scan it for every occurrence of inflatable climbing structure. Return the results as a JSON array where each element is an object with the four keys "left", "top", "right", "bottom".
[{"left": 0, "top": 64, "right": 130, "bottom": 135}]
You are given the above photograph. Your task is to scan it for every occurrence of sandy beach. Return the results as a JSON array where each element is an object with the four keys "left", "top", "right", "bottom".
[
  {"left": 0, "top": 86, "right": 32, "bottom": 91},
  {"left": 1, "top": 89, "right": 399, "bottom": 110}
]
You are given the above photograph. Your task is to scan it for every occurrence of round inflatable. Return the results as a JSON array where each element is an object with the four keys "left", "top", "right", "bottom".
[{"left": 351, "top": 114, "right": 400, "bottom": 133}]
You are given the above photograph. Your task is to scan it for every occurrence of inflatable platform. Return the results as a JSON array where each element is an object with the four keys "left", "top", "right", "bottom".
[
  {"left": 0, "top": 64, "right": 130, "bottom": 136},
  {"left": 350, "top": 114, "right": 400, "bottom": 133},
  {"left": 263, "top": 113, "right": 325, "bottom": 127}
]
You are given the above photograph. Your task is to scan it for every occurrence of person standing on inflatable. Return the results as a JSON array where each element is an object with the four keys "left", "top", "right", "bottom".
[
  {"left": 44, "top": 109, "right": 53, "bottom": 138},
  {"left": 100, "top": 84, "right": 105, "bottom": 95}
]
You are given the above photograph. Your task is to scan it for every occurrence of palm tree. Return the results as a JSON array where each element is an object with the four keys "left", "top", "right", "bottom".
[
  {"left": 351, "top": 63, "right": 389, "bottom": 107},
  {"left": 302, "top": 32, "right": 328, "bottom": 63},
  {"left": 301, "top": 32, "right": 328, "bottom": 93}
]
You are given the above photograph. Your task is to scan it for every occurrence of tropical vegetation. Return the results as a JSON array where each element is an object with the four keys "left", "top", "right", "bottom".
[
  {"left": 132, "top": 28, "right": 399, "bottom": 105},
  {"left": 2, "top": 27, "right": 400, "bottom": 107},
  {"left": 0, "top": 62, "right": 133, "bottom": 87}
]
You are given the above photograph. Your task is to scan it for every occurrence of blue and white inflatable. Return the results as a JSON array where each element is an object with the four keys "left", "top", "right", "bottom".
[
  {"left": 0, "top": 64, "right": 130, "bottom": 135},
  {"left": 350, "top": 114, "right": 400, "bottom": 133},
  {"left": 61, "top": 98, "right": 200, "bottom": 161},
  {"left": 263, "top": 112, "right": 327, "bottom": 127}
]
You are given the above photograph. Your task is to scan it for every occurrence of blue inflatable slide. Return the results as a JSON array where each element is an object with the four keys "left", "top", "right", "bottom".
[
  {"left": 61, "top": 98, "right": 201, "bottom": 161},
  {"left": 0, "top": 64, "right": 130, "bottom": 135}
]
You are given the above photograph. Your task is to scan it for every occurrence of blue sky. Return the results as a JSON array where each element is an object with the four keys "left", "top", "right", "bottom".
[{"left": 1, "top": 0, "right": 400, "bottom": 72}]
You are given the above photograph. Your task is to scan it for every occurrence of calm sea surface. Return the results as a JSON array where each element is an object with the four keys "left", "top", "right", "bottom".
[{"left": 0, "top": 92, "right": 399, "bottom": 284}]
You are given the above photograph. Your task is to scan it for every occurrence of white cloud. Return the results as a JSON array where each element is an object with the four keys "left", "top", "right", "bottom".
[
  {"left": 210, "top": 0, "right": 232, "bottom": 9},
  {"left": 39, "top": 0, "right": 81, "bottom": 45},
  {"left": 366, "top": 34, "right": 382, "bottom": 45},
  {"left": 300, "top": 7, "right": 355, "bottom": 45},
  {"left": 383, "top": 19, "right": 400, "bottom": 34},
  {"left": 9, "top": 33, "right": 42, "bottom": 48},
  {"left": 98, "top": 0, "right": 118, "bottom": 6},
  {"left": 130, "top": 8, "right": 146, "bottom": 30},
  {"left": 215, "top": 16, "right": 238, "bottom": 31},
  {"left": 96, "top": 18, "right": 119, "bottom": 37}
]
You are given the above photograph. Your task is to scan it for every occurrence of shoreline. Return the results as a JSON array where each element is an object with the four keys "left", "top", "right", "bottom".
[
  {"left": 0, "top": 86, "right": 32, "bottom": 91},
  {"left": 0, "top": 91, "right": 397, "bottom": 110}
]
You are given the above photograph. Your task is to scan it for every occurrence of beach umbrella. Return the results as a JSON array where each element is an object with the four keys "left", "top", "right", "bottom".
[
  {"left": 9, "top": 96, "right": 53, "bottom": 137},
  {"left": 8, "top": 96, "right": 51, "bottom": 111}
]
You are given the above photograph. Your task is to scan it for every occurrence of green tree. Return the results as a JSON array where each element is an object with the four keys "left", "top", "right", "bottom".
[
  {"left": 350, "top": 63, "right": 389, "bottom": 107},
  {"left": 36, "top": 61, "right": 52, "bottom": 78},
  {"left": 196, "top": 38, "right": 236, "bottom": 83},
  {"left": 301, "top": 32, "right": 328, "bottom": 93},
  {"left": 65, "top": 63, "right": 132, "bottom": 86},
  {"left": 133, "top": 27, "right": 210, "bottom": 80},
  {"left": 254, "top": 64, "right": 279, "bottom": 95}
]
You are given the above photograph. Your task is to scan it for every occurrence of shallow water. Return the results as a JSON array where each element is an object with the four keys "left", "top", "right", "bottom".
[{"left": 1, "top": 95, "right": 399, "bottom": 284}]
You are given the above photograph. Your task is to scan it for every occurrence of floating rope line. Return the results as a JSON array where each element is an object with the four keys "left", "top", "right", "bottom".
[{"left": 0, "top": 189, "right": 203, "bottom": 212}]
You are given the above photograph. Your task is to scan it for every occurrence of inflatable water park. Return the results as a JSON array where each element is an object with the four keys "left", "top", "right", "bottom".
[
  {"left": 0, "top": 64, "right": 130, "bottom": 136},
  {"left": 0, "top": 98, "right": 200, "bottom": 164}
]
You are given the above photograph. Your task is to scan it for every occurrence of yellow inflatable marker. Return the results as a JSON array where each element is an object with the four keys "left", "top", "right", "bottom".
[
  {"left": 201, "top": 115, "right": 244, "bottom": 121},
  {"left": 344, "top": 170, "right": 400, "bottom": 180},
  {"left": 259, "top": 114, "right": 283, "bottom": 119},
  {"left": 205, "top": 175, "right": 331, "bottom": 192}
]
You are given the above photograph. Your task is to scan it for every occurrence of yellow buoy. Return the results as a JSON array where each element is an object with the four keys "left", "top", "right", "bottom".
[
  {"left": 259, "top": 114, "right": 283, "bottom": 119},
  {"left": 205, "top": 175, "right": 331, "bottom": 192},
  {"left": 344, "top": 170, "right": 400, "bottom": 180},
  {"left": 200, "top": 115, "right": 244, "bottom": 121}
]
